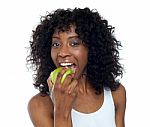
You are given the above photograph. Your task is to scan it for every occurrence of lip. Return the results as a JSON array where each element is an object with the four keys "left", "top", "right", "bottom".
[
  {"left": 58, "top": 62, "right": 76, "bottom": 68},
  {"left": 58, "top": 60, "right": 76, "bottom": 65},
  {"left": 57, "top": 61, "right": 77, "bottom": 73}
]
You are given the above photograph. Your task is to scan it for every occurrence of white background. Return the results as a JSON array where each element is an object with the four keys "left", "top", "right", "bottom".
[{"left": 0, "top": 0, "right": 150, "bottom": 126}]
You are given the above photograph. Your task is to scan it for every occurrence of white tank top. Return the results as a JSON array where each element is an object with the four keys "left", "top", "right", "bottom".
[{"left": 71, "top": 87, "right": 116, "bottom": 127}]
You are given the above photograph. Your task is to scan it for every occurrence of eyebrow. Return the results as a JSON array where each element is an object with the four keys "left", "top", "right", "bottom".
[
  {"left": 52, "top": 36, "right": 59, "bottom": 39},
  {"left": 52, "top": 35, "right": 79, "bottom": 39}
]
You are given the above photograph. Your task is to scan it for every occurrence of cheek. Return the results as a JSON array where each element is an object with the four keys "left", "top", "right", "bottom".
[
  {"left": 82, "top": 53, "right": 88, "bottom": 66},
  {"left": 51, "top": 49, "right": 56, "bottom": 64},
  {"left": 81, "top": 49, "right": 88, "bottom": 61},
  {"left": 76, "top": 51, "right": 88, "bottom": 76},
  {"left": 81, "top": 53, "right": 87, "bottom": 62},
  {"left": 78, "top": 49, "right": 88, "bottom": 66}
]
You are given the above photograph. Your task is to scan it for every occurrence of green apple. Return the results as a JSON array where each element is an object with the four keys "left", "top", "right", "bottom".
[
  {"left": 50, "top": 67, "right": 73, "bottom": 85},
  {"left": 50, "top": 67, "right": 62, "bottom": 84},
  {"left": 61, "top": 68, "right": 73, "bottom": 84}
]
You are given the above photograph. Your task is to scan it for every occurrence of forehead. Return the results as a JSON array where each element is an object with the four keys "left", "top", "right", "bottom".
[{"left": 53, "top": 25, "right": 77, "bottom": 36}]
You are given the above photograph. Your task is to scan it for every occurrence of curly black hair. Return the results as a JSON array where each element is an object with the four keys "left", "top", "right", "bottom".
[{"left": 27, "top": 7, "right": 123, "bottom": 95}]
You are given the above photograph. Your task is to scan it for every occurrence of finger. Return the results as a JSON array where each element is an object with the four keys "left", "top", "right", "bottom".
[
  {"left": 66, "top": 79, "right": 78, "bottom": 94},
  {"left": 61, "top": 74, "right": 73, "bottom": 87},
  {"left": 47, "top": 75, "right": 57, "bottom": 95},
  {"left": 55, "top": 67, "right": 67, "bottom": 86},
  {"left": 47, "top": 76, "right": 53, "bottom": 88}
]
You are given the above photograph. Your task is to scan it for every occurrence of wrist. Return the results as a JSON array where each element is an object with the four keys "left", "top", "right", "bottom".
[
  {"left": 54, "top": 109, "right": 73, "bottom": 127},
  {"left": 54, "top": 108, "right": 71, "bottom": 119}
]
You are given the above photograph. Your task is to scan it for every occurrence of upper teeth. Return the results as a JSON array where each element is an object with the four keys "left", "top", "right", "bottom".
[{"left": 60, "top": 63, "right": 73, "bottom": 67}]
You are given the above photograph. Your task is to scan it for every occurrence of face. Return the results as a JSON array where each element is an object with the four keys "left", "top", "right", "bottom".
[{"left": 51, "top": 26, "right": 88, "bottom": 78}]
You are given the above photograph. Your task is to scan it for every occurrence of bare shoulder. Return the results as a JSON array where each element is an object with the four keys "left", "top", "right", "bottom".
[
  {"left": 112, "top": 84, "right": 126, "bottom": 126},
  {"left": 112, "top": 84, "right": 126, "bottom": 95},
  {"left": 28, "top": 93, "right": 53, "bottom": 111},
  {"left": 28, "top": 93, "right": 54, "bottom": 127},
  {"left": 112, "top": 84, "right": 126, "bottom": 109}
]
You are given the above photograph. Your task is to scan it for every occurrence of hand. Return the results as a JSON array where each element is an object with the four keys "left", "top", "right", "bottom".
[{"left": 47, "top": 68, "right": 78, "bottom": 115}]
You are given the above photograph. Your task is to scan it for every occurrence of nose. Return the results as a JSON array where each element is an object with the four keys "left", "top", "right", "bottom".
[{"left": 58, "top": 45, "right": 71, "bottom": 57}]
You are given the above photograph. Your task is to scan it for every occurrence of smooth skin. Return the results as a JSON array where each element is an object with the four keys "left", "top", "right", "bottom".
[{"left": 28, "top": 26, "right": 126, "bottom": 127}]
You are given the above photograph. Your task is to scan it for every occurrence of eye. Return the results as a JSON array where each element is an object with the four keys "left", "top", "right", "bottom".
[
  {"left": 51, "top": 41, "right": 60, "bottom": 48},
  {"left": 69, "top": 38, "right": 82, "bottom": 47}
]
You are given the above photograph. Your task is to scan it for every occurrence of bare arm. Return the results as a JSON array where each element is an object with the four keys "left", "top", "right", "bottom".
[
  {"left": 28, "top": 92, "right": 75, "bottom": 127},
  {"left": 112, "top": 85, "right": 126, "bottom": 127},
  {"left": 28, "top": 70, "right": 78, "bottom": 127},
  {"left": 28, "top": 93, "right": 54, "bottom": 127},
  {"left": 47, "top": 68, "right": 78, "bottom": 127}
]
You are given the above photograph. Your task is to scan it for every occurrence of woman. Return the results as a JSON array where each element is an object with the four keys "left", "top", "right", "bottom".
[{"left": 27, "top": 7, "right": 126, "bottom": 127}]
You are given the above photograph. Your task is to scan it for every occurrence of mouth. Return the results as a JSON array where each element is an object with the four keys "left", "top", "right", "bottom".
[{"left": 59, "top": 62, "right": 77, "bottom": 73}]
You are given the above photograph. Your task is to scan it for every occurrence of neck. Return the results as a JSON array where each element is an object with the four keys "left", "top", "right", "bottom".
[{"left": 77, "top": 75, "right": 93, "bottom": 95}]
